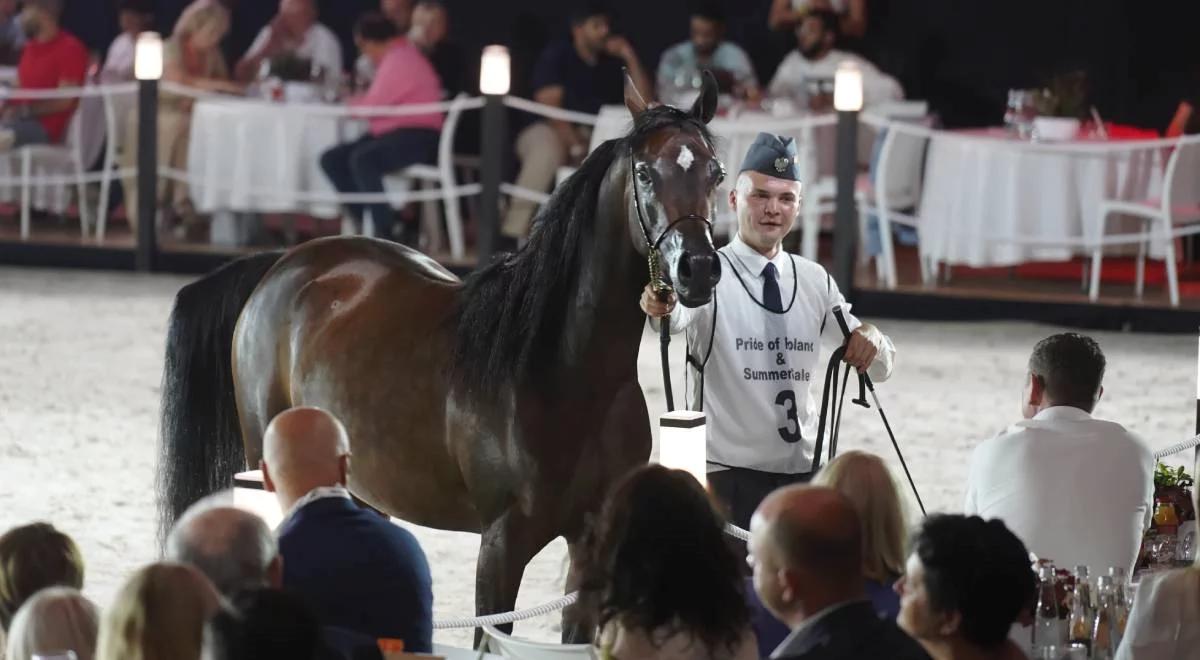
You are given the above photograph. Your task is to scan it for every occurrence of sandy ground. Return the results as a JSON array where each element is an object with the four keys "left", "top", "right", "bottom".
[{"left": 2, "top": 266, "right": 1197, "bottom": 647}]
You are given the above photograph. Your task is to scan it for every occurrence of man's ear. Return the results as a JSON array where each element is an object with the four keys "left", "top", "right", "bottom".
[
  {"left": 260, "top": 460, "right": 277, "bottom": 493},
  {"left": 938, "top": 609, "right": 963, "bottom": 637},
  {"left": 338, "top": 454, "right": 350, "bottom": 487},
  {"left": 1028, "top": 373, "right": 1045, "bottom": 407}
]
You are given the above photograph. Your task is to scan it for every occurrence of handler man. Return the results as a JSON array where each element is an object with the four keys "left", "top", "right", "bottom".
[{"left": 641, "top": 132, "right": 896, "bottom": 530}]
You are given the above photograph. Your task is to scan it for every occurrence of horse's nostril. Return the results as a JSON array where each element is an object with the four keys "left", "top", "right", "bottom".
[
  {"left": 711, "top": 254, "right": 722, "bottom": 281},
  {"left": 679, "top": 252, "right": 694, "bottom": 281}
]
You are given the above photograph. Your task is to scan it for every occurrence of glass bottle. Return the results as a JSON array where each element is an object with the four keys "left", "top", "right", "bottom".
[
  {"left": 1033, "top": 564, "right": 1064, "bottom": 654},
  {"left": 1092, "top": 576, "right": 1116, "bottom": 660},
  {"left": 1067, "top": 566, "right": 1092, "bottom": 652}
]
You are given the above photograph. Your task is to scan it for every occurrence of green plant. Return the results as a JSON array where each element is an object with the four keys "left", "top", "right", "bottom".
[
  {"left": 1155, "top": 462, "right": 1194, "bottom": 490},
  {"left": 1034, "top": 71, "right": 1088, "bottom": 119}
]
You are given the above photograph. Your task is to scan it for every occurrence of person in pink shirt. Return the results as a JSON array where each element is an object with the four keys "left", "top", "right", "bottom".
[{"left": 320, "top": 12, "right": 443, "bottom": 243}]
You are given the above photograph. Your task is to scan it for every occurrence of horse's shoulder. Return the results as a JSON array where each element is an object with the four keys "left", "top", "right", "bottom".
[{"left": 277, "top": 236, "right": 461, "bottom": 285}]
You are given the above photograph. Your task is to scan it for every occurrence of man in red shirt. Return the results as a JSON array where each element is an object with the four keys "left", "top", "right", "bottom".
[{"left": 0, "top": 0, "right": 88, "bottom": 151}]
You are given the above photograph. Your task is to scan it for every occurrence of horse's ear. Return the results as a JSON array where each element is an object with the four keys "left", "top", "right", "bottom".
[
  {"left": 690, "top": 70, "right": 719, "bottom": 124},
  {"left": 623, "top": 68, "right": 649, "bottom": 118}
]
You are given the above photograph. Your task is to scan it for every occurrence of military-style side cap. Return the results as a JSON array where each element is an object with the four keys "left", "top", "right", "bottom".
[{"left": 738, "top": 132, "right": 801, "bottom": 182}]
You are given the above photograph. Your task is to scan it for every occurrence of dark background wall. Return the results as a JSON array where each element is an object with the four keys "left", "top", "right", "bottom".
[{"left": 64, "top": 0, "right": 1200, "bottom": 130}]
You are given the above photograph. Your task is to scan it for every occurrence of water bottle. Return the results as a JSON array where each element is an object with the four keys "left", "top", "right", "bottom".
[{"left": 1033, "top": 564, "right": 1064, "bottom": 654}]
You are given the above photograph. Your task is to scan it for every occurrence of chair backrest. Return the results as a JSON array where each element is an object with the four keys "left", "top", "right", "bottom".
[
  {"left": 873, "top": 121, "right": 930, "bottom": 210},
  {"left": 437, "top": 93, "right": 471, "bottom": 190},
  {"left": 1163, "top": 137, "right": 1200, "bottom": 216},
  {"left": 482, "top": 625, "right": 598, "bottom": 660}
]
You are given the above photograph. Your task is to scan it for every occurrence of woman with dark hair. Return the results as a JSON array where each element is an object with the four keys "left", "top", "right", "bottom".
[
  {"left": 0, "top": 522, "right": 85, "bottom": 633},
  {"left": 580, "top": 465, "right": 758, "bottom": 660}
]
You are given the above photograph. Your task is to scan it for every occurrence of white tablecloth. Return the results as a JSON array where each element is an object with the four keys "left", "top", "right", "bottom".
[
  {"left": 188, "top": 97, "right": 361, "bottom": 219},
  {"left": 919, "top": 129, "right": 1164, "bottom": 267}
]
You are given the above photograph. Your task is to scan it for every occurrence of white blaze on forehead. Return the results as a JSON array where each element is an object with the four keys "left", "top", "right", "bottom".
[{"left": 676, "top": 145, "right": 695, "bottom": 171}]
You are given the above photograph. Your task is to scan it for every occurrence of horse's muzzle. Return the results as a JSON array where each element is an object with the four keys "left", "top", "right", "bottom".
[{"left": 676, "top": 250, "right": 721, "bottom": 307}]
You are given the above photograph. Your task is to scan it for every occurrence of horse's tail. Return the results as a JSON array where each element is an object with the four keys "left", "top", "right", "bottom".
[{"left": 156, "top": 251, "right": 283, "bottom": 548}]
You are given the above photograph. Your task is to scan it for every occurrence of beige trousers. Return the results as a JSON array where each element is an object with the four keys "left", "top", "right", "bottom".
[
  {"left": 120, "top": 106, "right": 193, "bottom": 231},
  {"left": 502, "top": 121, "right": 572, "bottom": 238}
]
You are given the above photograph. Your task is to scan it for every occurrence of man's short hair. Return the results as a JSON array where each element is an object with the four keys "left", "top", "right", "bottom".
[
  {"left": 24, "top": 0, "right": 64, "bottom": 17},
  {"left": 204, "top": 588, "right": 322, "bottom": 660},
  {"left": 166, "top": 497, "right": 277, "bottom": 598},
  {"left": 691, "top": 0, "right": 726, "bottom": 24},
  {"left": 913, "top": 515, "right": 1036, "bottom": 648},
  {"left": 119, "top": 0, "right": 155, "bottom": 15},
  {"left": 569, "top": 1, "right": 611, "bottom": 28},
  {"left": 805, "top": 9, "right": 839, "bottom": 36},
  {"left": 1028, "top": 333, "right": 1106, "bottom": 411},
  {"left": 355, "top": 11, "right": 400, "bottom": 43}
]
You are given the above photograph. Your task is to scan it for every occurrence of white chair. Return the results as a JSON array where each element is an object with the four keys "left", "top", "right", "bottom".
[
  {"left": 16, "top": 96, "right": 96, "bottom": 240},
  {"left": 1088, "top": 138, "right": 1200, "bottom": 307},
  {"left": 94, "top": 84, "right": 126, "bottom": 243},
  {"left": 482, "top": 625, "right": 598, "bottom": 660},
  {"left": 383, "top": 93, "right": 476, "bottom": 259},
  {"left": 855, "top": 123, "right": 931, "bottom": 288}
]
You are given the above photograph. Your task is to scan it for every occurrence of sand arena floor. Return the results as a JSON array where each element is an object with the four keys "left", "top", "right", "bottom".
[{"left": 1, "top": 266, "right": 1196, "bottom": 646}]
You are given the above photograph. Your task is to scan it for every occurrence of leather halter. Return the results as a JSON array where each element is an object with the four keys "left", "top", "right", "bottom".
[{"left": 629, "top": 152, "right": 715, "bottom": 295}]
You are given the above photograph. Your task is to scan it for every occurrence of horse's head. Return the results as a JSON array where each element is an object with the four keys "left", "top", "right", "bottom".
[{"left": 625, "top": 71, "right": 723, "bottom": 308}]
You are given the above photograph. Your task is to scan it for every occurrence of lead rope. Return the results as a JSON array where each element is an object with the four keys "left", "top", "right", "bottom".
[{"left": 649, "top": 248, "right": 675, "bottom": 412}]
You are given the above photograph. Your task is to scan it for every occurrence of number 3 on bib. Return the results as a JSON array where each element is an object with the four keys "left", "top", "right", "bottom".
[{"left": 775, "top": 390, "right": 802, "bottom": 444}]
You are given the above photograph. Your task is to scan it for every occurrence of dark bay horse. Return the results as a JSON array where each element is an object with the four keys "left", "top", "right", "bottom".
[{"left": 158, "top": 75, "right": 725, "bottom": 641}]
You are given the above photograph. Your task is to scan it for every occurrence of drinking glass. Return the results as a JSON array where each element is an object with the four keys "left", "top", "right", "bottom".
[{"left": 1005, "top": 89, "right": 1037, "bottom": 139}]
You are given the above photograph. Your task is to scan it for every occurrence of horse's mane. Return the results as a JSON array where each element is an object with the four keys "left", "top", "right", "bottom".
[{"left": 452, "top": 105, "right": 712, "bottom": 402}]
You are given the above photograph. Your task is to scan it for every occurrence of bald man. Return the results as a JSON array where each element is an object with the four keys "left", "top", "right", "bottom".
[
  {"left": 747, "top": 485, "right": 928, "bottom": 660},
  {"left": 235, "top": 0, "right": 343, "bottom": 83},
  {"left": 262, "top": 407, "right": 433, "bottom": 653},
  {"left": 167, "top": 496, "right": 282, "bottom": 597}
]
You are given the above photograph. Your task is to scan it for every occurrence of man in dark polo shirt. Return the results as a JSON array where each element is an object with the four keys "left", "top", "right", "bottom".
[{"left": 501, "top": 1, "right": 652, "bottom": 240}]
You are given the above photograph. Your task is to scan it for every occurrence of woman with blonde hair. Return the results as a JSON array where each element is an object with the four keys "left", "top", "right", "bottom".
[
  {"left": 96, "top": 562, "right": 220, "bottom": 660},
  {"left": 4, "top": 587, "right": 99, "bottom": 660},
  {"left": 0, "top": 522, "right": 85, "bottom": 632},
  {"left": 121, "top": 0, "right": 243, "bottom": 237}
]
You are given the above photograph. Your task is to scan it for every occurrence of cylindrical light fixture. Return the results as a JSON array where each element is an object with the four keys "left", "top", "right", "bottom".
[
  {"left": 233, "top": 470, "right": 284, "bottom": 529},
  {"left": 833, "top": 60, "right": 863, "bottom": 112},
  {"left": 479, "top": 45, "right": 511, "bottom": 96},
  {"left": 134, "top": 32, "right": 163, "bottom": 81},
  {"left": 659, "top": 411, "right": 707, "bottom": 486}
]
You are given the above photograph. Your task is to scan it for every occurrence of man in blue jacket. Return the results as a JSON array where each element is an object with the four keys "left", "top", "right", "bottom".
[{"left": 262, "top": 406, "right": 434, "bottom": 653}]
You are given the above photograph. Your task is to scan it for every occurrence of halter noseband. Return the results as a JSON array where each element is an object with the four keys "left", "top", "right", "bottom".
[{"left": 630, "top": 152, "right": 715, "bottom": 295}]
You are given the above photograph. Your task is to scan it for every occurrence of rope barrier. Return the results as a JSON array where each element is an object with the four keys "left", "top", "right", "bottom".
[
  {"left": 0, "top": 167, "right": 135, "bottom": 188},
  {"left": 158, "top": 166, "right": 481, "bottom": 205},
  {"left": 162, "top": 82, "right": 484, "bottom": 118},
  {"left": 502, "top": 96, "right": 600, "bottom": 126},
  {"left": 0, "top": 82, "right": 137, "bottom": 100},
  {"left": 433, "top": 592, "right": 579, "bottom": 629},
  {"left": 500, "top": 182, "right": 551, "bottom": 205},
  {"left": 724, "top": 522, "right": 751, "bottom": 542},
  {"left": 1155, "top": 435, "right": 1200, "bottom": 461}
]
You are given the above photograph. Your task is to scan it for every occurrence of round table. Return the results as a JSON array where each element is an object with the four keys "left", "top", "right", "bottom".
[{"left": 918, "top": 129, "right": 1165, "bottom": 268}]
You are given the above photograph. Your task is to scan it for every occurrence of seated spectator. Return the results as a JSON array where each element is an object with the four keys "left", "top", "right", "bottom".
[
  {"left": 4, "top": 587, "right": 99, "bottom": 660},
  {"left": 100, "top": 0, "right": 154, "bottom": 82},
  {"left": 0, "top": 522, "right": 85, "bottom": 634},
  {"left": 767, "top": 10, "right": 901, "bottom": 111},
  {"left": 96, "top": 562, "right": 220, "bottom": 660},
  {"left": 408, "top": 0, "right": 464, "bottom": 98},
  {"left": 895, "top": 515, "right": 1035, "bottom": 660},
  {"left": 748, "top": 451, "right": 909, "bottom": 654},
  {"left": 319, "top": 12, "right": 442, "bottom": 243},
  {"left": 502, "top": 1, "right": 652, "bottom": 240},
  {"left": 0, "top": 0, "right": 23, "bottom": 66},
  {"left": 234, "top": 0, "right": 343, "bottom": 84},
  {"left": 657, "top": 1, "right": 759, "bottom": 105},
  {"left": 748, "top": 485, "right": 929, "bottom": 660},
  {"left": 203, "top": 588, "right": 374, "bottom": 660},
  {"left": 0, "top": 0, "right": 88, "bottom": 152},
  {"left": 354, "top": 0, "right": 413, "bottom": 88},
  {"left": 579, "top": 465, "right": 757, "bottom": 659},
  {"left": 1114, "top": 455, "right": 1200, "bottom": 659},
  {"left": 120, "top": 0, "right": 242, "bottom": 236},
  {"left": 963, "top": 333, "right": 1153, "bottom": 577},
  {"left": 167, "top": 497, "right": 383, "bottom": 660},
  {"left": 261, "top": 407, "right": 433, "bottom": 652},
  {"left": 768, "top": 0, "right": 867, "bottom": 39}
]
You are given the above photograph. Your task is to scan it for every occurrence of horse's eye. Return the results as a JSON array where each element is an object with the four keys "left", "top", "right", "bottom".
[
  {"left": 635, "top": 163, "right": 653, "bottom": 184},
  {"left": 714, "top": 160, "right": 727, "bottom": 185}
]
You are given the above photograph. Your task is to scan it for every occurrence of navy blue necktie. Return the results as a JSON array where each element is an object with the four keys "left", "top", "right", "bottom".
[{"left": 762, "top": 262, "right": 783, "bottom": 313}]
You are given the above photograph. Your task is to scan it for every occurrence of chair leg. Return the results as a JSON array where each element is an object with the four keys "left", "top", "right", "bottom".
[
  {"left": 75, "top": 159, "right": 90, "bottom": 239},
  {"left": 1089, "top": 209, "right": 1111, "bottom": 303},
  {"left": 1134, "top": 220, "right": 1148, "bottom": 300},
  {"left": 19, "top": 149, "right": 30, "bottom": 240},
  {"left": 97, "top": 165, "right": 111, "bottom": 243},
  {"left": 1165, "top": 232, "right": 1181, "bottom": 307}
]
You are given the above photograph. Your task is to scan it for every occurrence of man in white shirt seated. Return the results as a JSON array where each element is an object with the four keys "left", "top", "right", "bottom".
[
  {"left": 767, "top": 9, "right": 901, "bottom": 111},
  {"left": 101, "top": 0, "right": 153, "bottom": 82},
  {"left": 656, "top": 1, "right": 760, "bottom": 105},
  {"left": 963, "top": 332, "right": 1154, "bottom": 578},
  {"left": 234, "top": 0, "right": 343, "bottom": 83}
]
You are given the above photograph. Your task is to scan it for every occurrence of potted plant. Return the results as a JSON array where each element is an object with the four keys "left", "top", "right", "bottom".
[
  {"left": 1033, "top": 71, "right": 1087, "bottom": 141},
  {"left": 1155, "top": 462, "right": 1195, "bottom": 522}
]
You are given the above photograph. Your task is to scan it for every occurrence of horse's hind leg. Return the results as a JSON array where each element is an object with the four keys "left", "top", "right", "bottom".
[{"left": 474, "top": 510, "right": 555, "bottom": 648}]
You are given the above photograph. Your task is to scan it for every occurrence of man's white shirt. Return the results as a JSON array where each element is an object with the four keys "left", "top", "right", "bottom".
[
  {"left": 664, "top": 234, "right": 894, "bottom": 475},
  {"left": 248, "top": 22, "right": 344, "bottom": 79},
  {"left": 964, "top": 406, "right": 1154, "bottom": 576},
  {"left": 767, "top": 49, "right": 902, "bottom": 108}
]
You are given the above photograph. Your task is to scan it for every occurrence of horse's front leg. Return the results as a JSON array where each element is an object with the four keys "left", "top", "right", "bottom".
[
  {"left": 473, "top": 510, "right": 554, "bottom": 649},
  {"left": 561, "top": 535, "right": 598, "bottom": 644}
]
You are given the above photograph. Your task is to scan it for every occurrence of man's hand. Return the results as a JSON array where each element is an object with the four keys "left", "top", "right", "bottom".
[
  {"left": 843, "top": 323, "right": 883, "bottom": 371},
  {"left": 639, "top": 284, "right": 676, "bottom": 319},
  {"left": 604, "top": 36, "right": 637, "bottom": 63}
]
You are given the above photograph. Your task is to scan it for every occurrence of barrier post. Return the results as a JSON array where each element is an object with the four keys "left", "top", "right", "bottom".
[
  {"left": 478, "top": 46, "right": 510, "bottom": 266},
  {"left": 831, "top": 61, "right": 863, "bottom": 293},
  {"left": 134, "top": 32, "right": 163, "bottom": 272}
]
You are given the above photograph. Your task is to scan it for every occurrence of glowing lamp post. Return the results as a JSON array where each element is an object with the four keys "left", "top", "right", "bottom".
[
  {"left": 479, "top": 46, "right": 510, "bottom": 265},
  {"left": 134, "top": 32, "right": 163, "bottom": 271},
  {"left": 831, "top": 60, "right": 864, "bottom": 293},
  {"left": 659, "top": 411, "right": 708, "bottom": 487}
]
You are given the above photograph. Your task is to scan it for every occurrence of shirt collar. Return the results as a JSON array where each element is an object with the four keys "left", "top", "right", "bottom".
[
  {"left": 1031, "top": 406, "right": 1094, "bottom": 423},
  {"left": 769, "top": 599, "right": 870, "bottom": 659},
  {"left": 278, "top": 485, "right": 352, "bottom": 530},
  {"left": 730, "top": 233, "right": 789, "bottom": 279}
]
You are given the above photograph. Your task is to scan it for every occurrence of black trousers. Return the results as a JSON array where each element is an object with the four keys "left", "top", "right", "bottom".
[{"left": 709, "top": 467, "right": 814, "bottom": 532}]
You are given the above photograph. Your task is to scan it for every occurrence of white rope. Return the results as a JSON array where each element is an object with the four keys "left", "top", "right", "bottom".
[
  {"left": 159, "top": 82, "right": 482, "bottom": 118},
  {"left": 433, "top": 592, "right": 579, "bottom": 629},
  {"left": 0, "top": 82, "right": 137, "bottom": 100},
  {"left": 0, "top": 167, "right": 135, "bottom": 187},
  {"left": 502, "top": 96, "right": 600, "bottom": 126},
  {"left": 716, "top": 113, "right": 838, "bottom": 133},
  {"left": 500, "top": 182, "right": 551, "bottom": 204},
  {"left": 158, "top": 166, "right": 481, "bottom": 205},
  {"left": 1155, "top": 434, "right": 1200, "bottom": 461},
  {"left": 724, "top": 522, "right": 751, "bottom": 542}
]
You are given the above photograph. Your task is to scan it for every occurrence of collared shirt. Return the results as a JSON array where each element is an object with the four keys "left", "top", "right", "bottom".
[
  {"left": 656, "top": 40, "right": 758, "bottom": 101},
  {"left": 247, "top": 21, "right": 344, "bottom": 79},
  {"left": 278, "top": 485, "right": 353, "bottom": 531},
  {"left": 102, "top": 32, "right": 136, "bottom": 81},
  {"left": 964, "top": 406, "right": 1154, "bottom": 576},
  {"left": 769, "top": 599, "right": 869, "bottom": 659},
  {"left": 349, "top": 38, "right": 444, "bottom": 135},
  {"left": 666, "top": 234, "right": 895, "bottom": 475},
  {"left": 767, "top": 49, "right": 902, "bottom": 108},
  {"left": 1117, "top": 567, "right": 1200, "bottom": 660}
]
